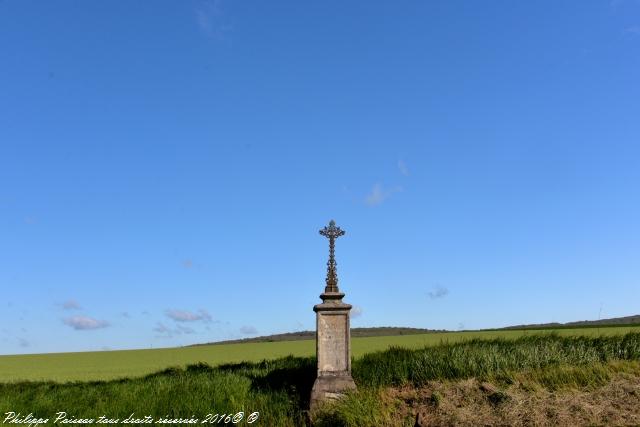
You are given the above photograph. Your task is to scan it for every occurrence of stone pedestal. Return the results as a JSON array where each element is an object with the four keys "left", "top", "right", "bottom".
[{"left": 310, "top": 292, "right": 357, "bottom": 411}]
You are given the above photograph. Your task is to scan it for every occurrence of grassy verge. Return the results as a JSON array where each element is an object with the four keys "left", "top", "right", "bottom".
[
  {"left": 315, "top": 333, "right": 640, "bottom": 425},
  {"left": 316, "top": 361, "right": 640, "bottom": 426},
  {"left": 353, "top": 332, "right": 640, "bottom": 387},
  {"left": 1, "top": 333, "right": 639, "bottom": 426},
  {"left": 3, "top": 326, "right": 640, "bottom": 383},
  {"left": 0, "top": 357, "right": 315, "bottom": 427}
]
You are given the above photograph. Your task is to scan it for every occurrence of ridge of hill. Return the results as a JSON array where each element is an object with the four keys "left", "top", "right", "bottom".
[
  {"left": 191, "top": 315, "right": 640, "bottom": 346},
  {"left": 191, "top": 327, "right": 440, "bottom": 346},
  {"left": 500, "top": 314, "right": 640, "bottom": 330}
]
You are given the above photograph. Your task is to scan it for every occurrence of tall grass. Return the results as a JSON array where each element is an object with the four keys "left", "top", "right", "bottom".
[
  {"left": 4, "top": 326, "right": 640, "bottom": 383},
  {"left": 1, "top": 333, "right": 639, "bottom": 426},
  {"left": 0, "top": 357, "right": 315, "bottom": 427},
  {"left": 353, "top": 332, "right": 640, "bottom": 387}
]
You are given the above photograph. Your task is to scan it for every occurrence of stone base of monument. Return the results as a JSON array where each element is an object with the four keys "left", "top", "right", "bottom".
[
  {"left": 309, "top": 291, "right": 357, "bottom": 412},
  {"left": 310, "top": 373, "right": 357, "bottom": 411}
]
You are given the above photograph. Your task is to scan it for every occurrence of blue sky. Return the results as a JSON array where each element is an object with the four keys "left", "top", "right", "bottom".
[{"left": 1, "top": 0, "right": 639, "bottom": 355}]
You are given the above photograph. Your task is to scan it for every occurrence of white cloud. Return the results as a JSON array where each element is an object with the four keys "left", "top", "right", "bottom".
[
  {"left": 428, "top": 286, "right": 449, "bottom": 300},
  {"left": 176, "top": 325, "right": 195, "bottom": 334},
  {"left": 240, "top": 325, "right": 257, "bottom": 335},
  {"left": 196, "top": 0, "right": 232, "bottom": 39},
  {"left": 365, "top": 183, "right": 402, "bottom": 206},
  {"left": 165, "top": 309, "right": 212, "bottom": 323},
  {"left": 62, "top": 316, "right": 109, "bottom": 330},
  {"left": 625, "top": 26, "right": 640, "bottom": 35},
  {"left": 60, "top": 299, "right": 81, "bottom": 310},
  {"left": 153, "top": 322, "right": 175, "bottom": 338},
  {"left": 610, "top": 0, "right": 640, "bottom": 9},
  {"left": 398, "top": 159, "right": 409, "bottom": 176},
  {"left": 351, "top": 306, "right": 363, "bottom": 318},
  {"left": 153, "top": 322, "right": 170, "bottom": 334},
  {"left": 154, "top": 322, "right": 195, "bottom": 337},
  {"left": 2, "top": 329, "right": 31, "bottom": 348}
]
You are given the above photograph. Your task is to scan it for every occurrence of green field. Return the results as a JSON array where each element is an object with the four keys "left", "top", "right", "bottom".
[
  {"left": 2, "top": 332, "right": 640, "bottom": 426},
  {"left": 2, "top": 326, "right": 639, "bottom": 383}
]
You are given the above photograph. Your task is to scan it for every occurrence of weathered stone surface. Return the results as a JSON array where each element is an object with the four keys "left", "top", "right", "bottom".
[
  {"left": 312, "top": 221, "right": 356, "bottom": 412},
  {"left": 318, "top": 313, "right": 348, "bottom": 372},
  {"left": 310, "top": 292, "right": 356, "bottom": 412},
  {"left": 310, "top": 373, "right": 357, "bottom": 411}
]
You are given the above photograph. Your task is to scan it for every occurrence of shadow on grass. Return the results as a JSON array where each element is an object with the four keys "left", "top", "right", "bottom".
[{"left": 216, "top": 356, "right": 317, "bottom": 409}]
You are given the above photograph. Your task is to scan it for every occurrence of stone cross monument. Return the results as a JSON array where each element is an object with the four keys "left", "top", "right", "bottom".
[{"left": 310, "top": 220, "right": 357, "bottom": 411}]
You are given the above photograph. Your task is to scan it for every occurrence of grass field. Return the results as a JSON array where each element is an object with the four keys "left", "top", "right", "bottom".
[
  {"left": 1, "top": 326, "right": 639, "bottom": 382},
  {"left": 1, "top": 332, "right": 640, "bottom": 426}
]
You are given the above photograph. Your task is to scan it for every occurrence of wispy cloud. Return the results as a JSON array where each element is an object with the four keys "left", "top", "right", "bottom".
[
  {"left": 153, "top": 322, "right": 170, "bottom": 334},
  {"left": 2, "top": 328, "right": 31, "bottom": 348},
  {"left": 365, "top": 183, "right": 402, "bottom": 206},
  {"left": 625, "top": 26, "right": 640, "bottom": 35},
  {"left": 153, "top": 322, "right": 174, "bottom": 338},
  {"left": 398, "top": 160, "right": 410, "bottom": 176},
  {"left": 62, "top": 316, "right": 109, "bottom": 330},
  {"left": 182, "top": 259, "right": 193, "bottom": 269},
  {"left": 240, "top": 325, "right": 258, "bottom": 335},
  {"left": 351, "top": 306, "right": 363, "bottom": 318},
  {"left": 196, "top": 0, "right": 232, "bottom": 39},
  {"left": 60, "top": 299, "right": 81, "bottom": 310},
  {"left": 154, "top": 321, "right": 197, "bottom": 339},
  {"left": 428, "top": 286, "right": 449, "bottom": 300},
  {"left": 610, "top": 0, "right": 623, "bottom": 9},
  {"left": 178, "top": 325, "right": 195, "bottom": 334},
  {"left": 165, "top": 309, "right": 212, "bottom": 323}
]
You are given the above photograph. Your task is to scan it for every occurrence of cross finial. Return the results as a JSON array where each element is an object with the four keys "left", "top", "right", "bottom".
[{"left": 319, "top": 220, "right": 345, "bottom": 293}]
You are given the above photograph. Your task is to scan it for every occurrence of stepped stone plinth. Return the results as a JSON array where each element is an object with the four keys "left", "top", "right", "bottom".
[{"left": 310, "top": 220, "right": 356, "bottom": 412}]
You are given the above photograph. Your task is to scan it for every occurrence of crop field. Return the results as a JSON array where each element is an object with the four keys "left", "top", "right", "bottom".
[
  {"left": 1, "top": 332, "right": 640, "bottom": 426},
  {"left": 1, "top": 326, "right": 639, "bottom": 383}
]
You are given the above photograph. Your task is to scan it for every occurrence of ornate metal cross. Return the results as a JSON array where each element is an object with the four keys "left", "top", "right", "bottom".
[{"left": 319, "top": 220, "right": 345, "bottom": 293}]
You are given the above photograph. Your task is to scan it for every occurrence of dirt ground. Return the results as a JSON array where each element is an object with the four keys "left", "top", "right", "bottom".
[{"left": 387, "top": 374, "right": 640, "bottom": 426}]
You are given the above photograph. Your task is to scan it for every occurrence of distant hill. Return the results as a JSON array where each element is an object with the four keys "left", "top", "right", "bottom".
[
  {"left": 191, "top": 327, "right": 441, "bottom": 346},
  {"left": 191, "top": 315, "right": 640, "bottom": 346},
  {"left": 500, "top": 314, "right": 640, "bottom": 330}
]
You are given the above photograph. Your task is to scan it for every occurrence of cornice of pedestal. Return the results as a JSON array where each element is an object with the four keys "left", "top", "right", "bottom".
[
  {"left": 320, "top": 291, "right": 345, "bottom": 301},
  {"left": 314, "top": 292, "right": 353, "bottom": 312}
]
